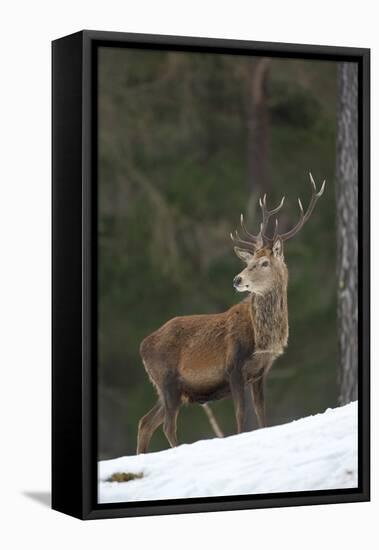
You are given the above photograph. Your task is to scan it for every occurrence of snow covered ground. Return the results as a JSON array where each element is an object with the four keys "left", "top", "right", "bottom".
[{"left": 98, "top": 401, "right": 358, "bottom": 504}]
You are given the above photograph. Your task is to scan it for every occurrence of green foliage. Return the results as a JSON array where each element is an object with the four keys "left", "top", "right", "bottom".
[{"left": 98, "top": 48, "right": 338, "bottom": 459}]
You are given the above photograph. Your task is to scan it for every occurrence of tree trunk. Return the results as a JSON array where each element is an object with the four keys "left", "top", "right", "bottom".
[
  {"left": 246, "top": 58, "right": 271, "bottom": 196},
  {"left": 336, "top": 62, "right": 358, "bottom": 405}
]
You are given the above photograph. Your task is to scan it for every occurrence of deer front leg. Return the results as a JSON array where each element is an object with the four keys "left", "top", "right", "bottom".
[
  {"left": 228, "top": 367, "right": 246, "bottom": 433},
  {"left": 250, "top": 370, "right": 266, "bottom": 428}
]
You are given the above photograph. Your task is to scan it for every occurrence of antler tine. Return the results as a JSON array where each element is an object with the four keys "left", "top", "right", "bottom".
[
  {"left": 309, "top": 172, "right": 326, "bottom": 199},
  {"left": 309, "top": 171, "right": 317, "bottom": 192},
  {"left": 259, "top": 195, "right": 285, "bottom": 241},
  {"left": 262, "top": 216, "right": 281, "bottom": 246},
  {"left": 240, "top": 213, "right": 261, "bottom": 244},
  {"left": 230, "top": 230, "right": 257, "bottom": 252},
  {"left": 272, "top": 218, "right": 279, "bottom": 243},
  {"left": 278, "top": 173, "right": 326, "bottom": 242}
]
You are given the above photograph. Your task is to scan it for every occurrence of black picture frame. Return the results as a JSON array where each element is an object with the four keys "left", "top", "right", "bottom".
[{"left": 52, "top": 30, "right": 370, "bottom": 520}]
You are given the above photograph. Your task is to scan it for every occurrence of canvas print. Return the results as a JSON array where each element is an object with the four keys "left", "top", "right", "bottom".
[{"left": 96, "top": 47, "right": 358, "bottom": 504}]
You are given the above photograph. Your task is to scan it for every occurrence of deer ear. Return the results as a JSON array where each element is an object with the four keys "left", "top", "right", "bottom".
[
  {"left": 234, "top": 247, "right": 254, "bottom": 264},
  {"left": 272, "top": 238, "right": 283, "bottom": 258}
]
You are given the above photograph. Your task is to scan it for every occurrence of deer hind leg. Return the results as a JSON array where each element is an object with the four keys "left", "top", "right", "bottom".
[
  {"left": 250, "top": 369, "right": 266, "bottom": 428},
  {"left": 137, "top": 400, "right": 164, "bottom": 454},
  {"left": 161, "top": 374, "right": 181, "bottom": 448}
]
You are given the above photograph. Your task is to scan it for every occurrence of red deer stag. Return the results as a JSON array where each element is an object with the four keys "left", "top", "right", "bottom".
[{"left": 137, "top": 173, "right": 326, "bottom": 454}]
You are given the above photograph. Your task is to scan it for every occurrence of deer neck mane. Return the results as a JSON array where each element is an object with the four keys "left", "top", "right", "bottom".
[{"left": 249, "top": 278, "right": 288, "bottom": 354}]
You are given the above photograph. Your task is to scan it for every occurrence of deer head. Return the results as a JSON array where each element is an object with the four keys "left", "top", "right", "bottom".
[{"left": 231, "top": 172, "right": 326, "bottom": 295}]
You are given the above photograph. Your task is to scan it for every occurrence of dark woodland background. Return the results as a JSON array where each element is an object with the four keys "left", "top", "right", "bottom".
[{"left": 98, "top": 47, "right": 340, "bottom": 460}]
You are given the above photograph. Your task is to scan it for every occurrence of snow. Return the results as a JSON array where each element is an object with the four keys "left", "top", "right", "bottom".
[{"left": 98, "top": 401, "right": 358, "bottom": 504}]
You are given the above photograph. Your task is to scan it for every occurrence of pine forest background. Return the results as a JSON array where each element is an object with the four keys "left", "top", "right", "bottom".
[{"left": 98, "top": 47, "right": 338, "bottom": 459}]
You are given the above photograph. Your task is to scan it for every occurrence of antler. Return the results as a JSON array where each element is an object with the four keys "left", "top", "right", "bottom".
[
  {"left": 230, "top": 195, "right": 285, "bottom": 250},
  {"left": 230, "top": 216, "right": 259, "bottom": 252},
  {"left": 230, "top": 172, "right": 326, "bottom": 250},
  {"left": 258, "top": 194, "right": 285, "bottom": 239},
  {"left": 273, "top": 172, "right": 326, "bottom": 242}
]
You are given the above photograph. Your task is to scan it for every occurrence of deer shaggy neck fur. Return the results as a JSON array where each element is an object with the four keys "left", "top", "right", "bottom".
[{"left": 250, "top": 260, "right": 288, "bottom": 354}]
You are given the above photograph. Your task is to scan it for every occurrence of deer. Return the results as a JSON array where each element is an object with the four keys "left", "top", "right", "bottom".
[{"left": 136, "top": 173, "right": 326, "bottom": 454}]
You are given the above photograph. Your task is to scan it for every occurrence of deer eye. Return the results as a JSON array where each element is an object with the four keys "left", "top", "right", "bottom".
[{"left": 261, "top": 261, "right": 269, "bottom": 267}]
